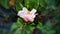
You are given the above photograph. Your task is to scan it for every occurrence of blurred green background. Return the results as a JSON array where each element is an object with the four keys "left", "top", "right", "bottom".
[{"left": 0, "top": 0, "right": 60, "bottom": 34}]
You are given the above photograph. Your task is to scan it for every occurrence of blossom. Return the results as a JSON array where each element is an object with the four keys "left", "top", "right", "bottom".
[{"left": 17, "top": 7, "right": 37, "bottom": 22}]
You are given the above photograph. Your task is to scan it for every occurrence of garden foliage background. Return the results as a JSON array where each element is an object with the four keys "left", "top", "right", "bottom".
[{"left": 0, "top": 0, "right": 60, "bottom": 34}]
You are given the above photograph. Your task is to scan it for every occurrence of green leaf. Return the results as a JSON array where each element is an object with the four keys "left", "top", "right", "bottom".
[
  {"left": 25, "top": 0, "right": 39, "bottom": 9},
  {"left": 14, "top": 28, "right": 21, "bottom": 34},
  {"left": 39, "top": 0, "right": 46, "bottom": 7},
  {"left": 10, "top": 18, "right": 24, "bottom": 34},
  {"left": 16, "top": 0, "right": 23, "bottom": 11},
  {"left": 0, "top": 0, "right": 9, "bottom": 9},
  {"left": 37, "top": 22, "right": 43, "bottom": 29}
]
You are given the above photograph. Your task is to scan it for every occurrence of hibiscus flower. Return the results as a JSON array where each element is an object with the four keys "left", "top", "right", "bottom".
[{"left": 17, "top": 7, "right": 37, "bottom": 22}]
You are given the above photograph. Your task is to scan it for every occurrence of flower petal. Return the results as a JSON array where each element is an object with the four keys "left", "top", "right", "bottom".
[
  {"left": 30, "top": 9, "right": 37, "bottom": 15},
  {"left": 22, "top": 7, "right": 28, "bottom": 14},
  {"left": 23, "top": 16, "right": 28, "bottom": 22},
  {"left": 26, "top": 15, "right": 34, "bottom": 22},
  {"left": 17, "top": 11, "right": 24, "bottom": 17},
  {"left": 32, "top": 15, "right": 36, "bottom": 18}
]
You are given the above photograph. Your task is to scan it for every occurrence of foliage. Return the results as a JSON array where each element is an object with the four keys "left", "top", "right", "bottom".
[{"left": 0, "top": 0, "right": 60, "bottom": 34}]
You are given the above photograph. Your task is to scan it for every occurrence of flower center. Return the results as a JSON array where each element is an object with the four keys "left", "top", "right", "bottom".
[{"left": 27, "top": 10, "right": 30, "bottom": 14}]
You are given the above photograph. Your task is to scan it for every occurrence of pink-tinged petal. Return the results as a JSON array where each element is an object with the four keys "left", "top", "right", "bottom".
[
  {"left": 23, "top": 18, "right": 28, "bottom": 22},
  {"left": 28, "top": 18, "right": 34, "bottom": 22},
  {"left": 26, "top": 16, "right": 34, "bottom": 22},
  {"left": 29, "top": 18, "right": 34, "bottom": 22},
  {"left": 23, "top": 16, "right": 28, "bottom": 22}
]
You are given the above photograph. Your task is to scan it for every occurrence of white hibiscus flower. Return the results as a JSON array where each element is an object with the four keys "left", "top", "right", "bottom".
[{"left": 17, "top": 7, "right": 37, "bottom": 22}]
